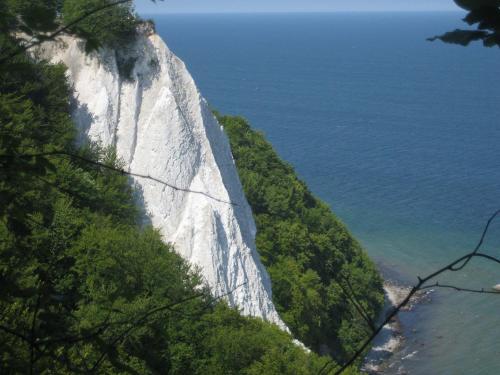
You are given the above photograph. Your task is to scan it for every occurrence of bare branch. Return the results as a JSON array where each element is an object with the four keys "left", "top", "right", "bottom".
[
  {"left": 474, "top": 252, "right": 500, "bottom": 264},
  {"left": 319, "top": 209, "right": 500, "bottom": 375},
  {"left": 420, "top": 283, "right": 500, "bottom": 295},
  {"left": 449, "top": 209, "right": 500, "bottom": 271},
  {"left": 0, "top": 151, "right": 237, "bottom": 206}
]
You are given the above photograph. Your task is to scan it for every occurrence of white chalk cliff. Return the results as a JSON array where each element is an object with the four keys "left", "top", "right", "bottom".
[{"left": 39, "top": 32, "right": 287, "bottom": 330}]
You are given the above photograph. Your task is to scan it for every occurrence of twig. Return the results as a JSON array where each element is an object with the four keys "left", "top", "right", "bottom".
[
  {"left": 319, "top": 209, "right": 500, "bottom": 375},
  {"left": 449, "top": 209, "right": 500, "bottom": 271},
  {"left": 0, "top": 151, "right": 237, "bottom": 206},
  {"left": 420, "top": 283, "right": 500, "bottom": 295}
]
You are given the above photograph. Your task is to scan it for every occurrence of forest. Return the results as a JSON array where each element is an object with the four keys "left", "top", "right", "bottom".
[
  {"left": 0, "top": 1, "right": 383, "bottom": 373},
  {"left": 220, "top": 114, "right": 383, "bottom": 360}
]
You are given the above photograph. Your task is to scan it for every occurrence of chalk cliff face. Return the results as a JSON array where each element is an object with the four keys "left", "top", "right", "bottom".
[{"left": 40, "top": 33, "right": 287, "bottom": 330}]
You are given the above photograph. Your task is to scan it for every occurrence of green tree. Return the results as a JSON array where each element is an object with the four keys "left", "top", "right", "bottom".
[
  {"left": 0, "top": 62, "right": 332, "bottom": 373},
  {"left": 219, "top": 114, "right": 384, "bottom": 362},
  {"left": 0, "top": 2, "right": 336, "bottom": 373},
  {"left": 62, "top": 0, "right": 140, "bottom": 52},
  {"left": 0, "top": 0, "right": 163, "bottom": 66}
]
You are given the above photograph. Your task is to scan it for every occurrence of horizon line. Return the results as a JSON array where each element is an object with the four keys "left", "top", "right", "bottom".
[{"left": 138, "top": 10, "right": 463, "bottom": 15}]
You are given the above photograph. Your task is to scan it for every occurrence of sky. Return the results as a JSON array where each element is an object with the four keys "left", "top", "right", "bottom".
[{"left": 134, "top": 0, "right": 459, "bottom": 14}]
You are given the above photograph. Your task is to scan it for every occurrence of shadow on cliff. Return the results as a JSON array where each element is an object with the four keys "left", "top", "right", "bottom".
[
  {"left": 96, "top": 33, "right": 161, "bottom": 91},
  {"left": 69, "top": 99, "right": 94, "bottom": 145},
  {"left": 200, "top": 103, "right": 278, "bottom": 312},
  {"left": 70, "top": 96, "right": 152, "bottom": 228},
  {"left": 132, "top": 180, "right": 153, "bottom": 227}
]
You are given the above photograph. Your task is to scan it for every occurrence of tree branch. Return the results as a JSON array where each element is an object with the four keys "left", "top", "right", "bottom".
[
  {"left": 449, "top": 209, "right": 500, "bottom": 271},
  {"left": 420, "top": 283, "right": 500, "bottom": 295},
  {"left": 319, "top": 209, "right": 500, "bottom": 375},
  {"left": 0, "top": 0, "right": 133, "bottom": 65},
  {"left": 1, "top": 151, "right": 237, "bottom": 206}
]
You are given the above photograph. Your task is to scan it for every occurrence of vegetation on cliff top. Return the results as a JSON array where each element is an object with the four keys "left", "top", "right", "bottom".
[
  {"left": 0, "top": 2, "right": 335, "bottom": 373},
  {"left": 1, "top": 0, "right": 140, "bottom": 53},
  {"left": 1, "top": 1, "right": 379, "bottom": 373},
  {"left": 0, "top": 47, "right": 333, "bottom": 375},
  {"left": 220, "top": 114, "right": 384, "bottom": 362}
]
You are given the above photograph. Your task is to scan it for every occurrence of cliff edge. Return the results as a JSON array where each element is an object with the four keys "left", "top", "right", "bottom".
[{"left": 38, "top": 32, "right": 287, "bottom": 331}]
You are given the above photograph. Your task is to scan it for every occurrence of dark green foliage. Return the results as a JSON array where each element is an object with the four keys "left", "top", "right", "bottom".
[
  {"left": 220, "top": 114, "right": 384, "bottom": 361},
  {"left": 62, "top": 0, "right": 140, "bottom": 52},
  {"left": 0, "top": 0, "right": 162, "bottom": 67},
  {"left": 4, "top": 0, "right": 59, "bottom": 33},
  {"left": 1, "top": 2, "right": 374, "bottom": 372},
  {"left": 0, "top": 133, "right": 329, "bottom": 372},
  {"left": 429, "top": 1, "right": 500, "bottom": 47},
  {"left": 0, "top": 56, "right": 331, "bottom": 375},
  {"left": 0, "top": 4, "right": 334, "bottom": 373},
  {"left": 0, "top": 59, "right": 76, "bottom": 232}
]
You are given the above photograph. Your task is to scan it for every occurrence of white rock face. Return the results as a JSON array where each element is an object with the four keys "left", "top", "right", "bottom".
[{"left": 40, "top": 34, "right": 287, "bottom": 330}]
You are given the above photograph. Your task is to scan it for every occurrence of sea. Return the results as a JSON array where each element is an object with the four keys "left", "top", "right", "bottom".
[{"left": 147, "top": 12, "right": 500, "bottom": 374}]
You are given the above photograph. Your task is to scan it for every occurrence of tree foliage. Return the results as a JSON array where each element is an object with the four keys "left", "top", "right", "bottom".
[
  {"left": 219, "top": 114, "right": 384, "bottom": 362},
  {"left": 62, "top": 0, "right": 140, "bottom": 52},
  {"left": 429, "top": 0, "right": 500, "bottom": 47},
  {"left": 0, "top": 50, "right": 333, "bottom": 375},
  {"left": 0, "top": 2, "right": 336, "bottom": 373},
  {"left": 0, "top": 0, "right": 155, "bottom": 65}
]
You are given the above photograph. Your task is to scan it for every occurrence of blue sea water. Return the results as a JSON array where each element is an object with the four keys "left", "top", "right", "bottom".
[{"left": 149, "top": 12, "right": 500, "bottom": 374}]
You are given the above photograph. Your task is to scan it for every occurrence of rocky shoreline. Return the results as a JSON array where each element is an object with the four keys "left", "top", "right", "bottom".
[{"left": 362, "top": 281, "right": 432, "bottom": 374}]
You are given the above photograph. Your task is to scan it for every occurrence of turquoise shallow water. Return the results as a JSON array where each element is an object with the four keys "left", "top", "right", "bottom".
[{"left": 149, "top": 12, "right": 500, "bottom": 374}]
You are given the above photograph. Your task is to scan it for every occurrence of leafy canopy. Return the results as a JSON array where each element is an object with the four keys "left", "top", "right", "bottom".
[
  {"left": 0, "top": 0, "right": 163, "bottom": 62},
  {"left": 220, "top": 114, "right": 384, "bottom": 363},
  {"left": 1, "top": 1, "right": 376, "bottom": 372},
  {"left": 0, "top": 49, "right": 332, "bottom": 375},
  {"left": 0, "top": 1, "right": 336, "bottom": 373}
]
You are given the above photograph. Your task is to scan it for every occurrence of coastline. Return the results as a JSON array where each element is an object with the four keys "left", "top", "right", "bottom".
[{"left": 362, "top": 275, "right": 433, "bottom": 374}]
